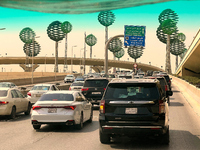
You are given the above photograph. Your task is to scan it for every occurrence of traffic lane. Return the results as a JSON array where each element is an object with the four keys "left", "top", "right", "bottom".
[{"left": 1, "top": 83, "right": 200, "bottom": 150}]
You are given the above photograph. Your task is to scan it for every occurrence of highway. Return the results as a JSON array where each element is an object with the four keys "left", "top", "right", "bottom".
[{"left": 0, "top": 83, "right": 200, "bottom": 150}]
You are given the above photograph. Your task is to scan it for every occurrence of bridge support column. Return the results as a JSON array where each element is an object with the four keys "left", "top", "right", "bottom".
[{"left": 20, "top": 64, "right": 39, "bottom": 72}]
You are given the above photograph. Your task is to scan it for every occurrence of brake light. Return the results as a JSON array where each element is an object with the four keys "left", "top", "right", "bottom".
[
  {"left": 0, "top": 101, "right": 9, "bottom": 105},
  {"left": 81, "top": 88, "right": 89, "bottom": 91},
  {"left": 27, "top": 92, "right": 31, "bottom": 96},
  {"left": 159, "top": 100, "right": 165, "bottom": 114},
  {"left": 104, "top": 88, "right": 106, "bottom": 91},
  {"left": 69, "top": 87, "right": 71, "bottom": 90},
  {"left": 169, "top": 80, "right": 171, "bottom": 83},
  {"left": 99, "top": 100, "right": 105, "bottom": 114},
  {"left": 32, "top": 106, "right": 41, "bottom": 110},
  {"left": 64, "top": 106, "right": 76, "bottom": 110},
  {"left": 165, "top": 85, "right": 168, "bottom": 91}
]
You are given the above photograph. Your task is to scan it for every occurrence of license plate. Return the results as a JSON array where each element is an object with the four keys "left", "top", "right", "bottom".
[
  {"left": 48, "top": 108, "right": 57, "bottom": 113},
  {"left": 92, "top": 92, "right": 101, "bottom": 94},
  {"left": 125, "top": 108, "right": 137, "bottom": 114}
]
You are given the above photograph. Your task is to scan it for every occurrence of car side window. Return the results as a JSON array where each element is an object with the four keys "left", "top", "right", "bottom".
[
  {"left": 51, "top": 85, "right": 56, "bottom": 91},
  {"left": 16, "top": 90, "right": 24, "bottom": 98},
  {"left": 11, "top": 90, "right": 19, "bottom": 98}
]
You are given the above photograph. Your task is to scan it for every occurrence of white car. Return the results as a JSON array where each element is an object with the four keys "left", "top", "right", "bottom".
[
  {"left": 0, "top": 82, "right": 17, "bottom": 88},
  {"left": 0, "top": 87, "right": 31, "bottom": 119},
  {"left": 69, "top": 81, "right": 84, "bottom": 91},
  {"left": 27, "top": 84, "right": 59, "bottom": 105},
  {"left": 31, "top": 90, "right": 93, "bottom": 130},
  {"left": 64, "top": 75, "right": 75, "bottom": 83}
]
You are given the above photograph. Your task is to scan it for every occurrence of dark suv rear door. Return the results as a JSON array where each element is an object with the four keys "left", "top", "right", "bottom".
[
  {"left": 103, "top": 83, "right": 163, "bottom": 122},
  {"left": 82, "top": 78, "right": 109, "bottom": 101}
]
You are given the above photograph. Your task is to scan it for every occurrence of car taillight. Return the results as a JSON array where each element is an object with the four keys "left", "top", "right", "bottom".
[
  {"left": 64, "top": 106, "right": 76, "bottom": 110},
  {"left": 99, "top": 100, "right": 105, "bottom": 114},
  {"left": 0, "top": 101, "right": 9, "bottom": 105},
  {"left": 159, "top": 100, "right": 165, "bottom": 114},
  {"left": 69, "top": 87, "right": 71, "bottom": 90},
  {"left": 81, "top": 88, "right": 89, "bottom": 91},
  {"left": 27, "top": 92, "right": 31, "bottom": 96},
  {"left": 104, "top": 88, "right": 106, "bottom": 91},
  {"left": 165, "top": 85, "right": 168, "bottom": 91},
  {"left": 32, "top": 106, "right": 41, "bottom": 110},
  {"left": 169, "top": 80, "right": 171, "bottom": 83}
]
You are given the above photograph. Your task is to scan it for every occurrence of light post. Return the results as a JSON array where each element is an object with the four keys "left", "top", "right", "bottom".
[
  {"left": 71, "top": 45, "right": 77, "bottom": 74},
  {"left": 45, "top": 54, "right": 47, "bottom": 72},
  {"left": 80, "top": 48, "right": 84, "bottom": 73},
  {"left": 32, "top": 36, "right": 40, "bottom": 84}
]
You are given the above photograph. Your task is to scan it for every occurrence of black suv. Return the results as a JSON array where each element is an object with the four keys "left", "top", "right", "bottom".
[
  {"left": 99, "top": 78, "right": 173, "bottom": 144},
  {"left": 81, "top": 78, "right": 110, "bottom": 106}
]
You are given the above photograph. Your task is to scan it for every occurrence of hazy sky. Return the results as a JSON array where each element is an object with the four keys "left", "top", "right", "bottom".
[{"left": 0, "top": 1, "right": 200, "bottom": 73}]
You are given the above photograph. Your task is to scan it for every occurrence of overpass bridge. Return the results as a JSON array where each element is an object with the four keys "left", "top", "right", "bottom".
[
  {"left": 0, "top": 57, "right": 163, "bottom": 73},
  {"left": 176, "top": 29, "right": 200, "bottom": 77}
]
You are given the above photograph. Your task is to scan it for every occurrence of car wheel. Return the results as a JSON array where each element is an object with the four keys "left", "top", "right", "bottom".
[
  {"left": 9, "top": 106, "right": 16, "bottom": 119},
  {"left": 159, "top": 127, "right": 170, "bottom": 145},
  {"left": 76, "top": 114, "right": 83, "bottom": 130},
  {"left": 99, "top": 129, "right": 110, "bottom": 144},
  {"left": 33, "top": 125, "right": 41, "bottom": 130},
  {"left": 88, "top": 108, "right": 93, "bottom": 123},
  {"left": 25, "top": 103, "right": 31, "bottom": 115}
]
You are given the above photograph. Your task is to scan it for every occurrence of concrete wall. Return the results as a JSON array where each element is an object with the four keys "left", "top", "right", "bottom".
[{"left": 171, "top": 75, "right": 200, "bottom": 116}]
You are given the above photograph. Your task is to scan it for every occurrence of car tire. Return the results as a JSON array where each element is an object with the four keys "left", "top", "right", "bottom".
[
  {"left": 88, "top": 109, "right": 93, "bottom": 123},
  {"left": 25, "top": 103, "right": 31, "bottom": 115},
  {"left": 9, "top": 106, "right": 16, "bottom": 119},
  {"left": 99, "top": 130, "right": 110, "bottom": 144},
  {"left": 159, "top": 127, "right": 170, "bottom": 145},
  {"left": 33, "top": 125, "right": 41, "bottom": 130},
  {"left": 76, "top": 114, "right": 83, "bottom": 130}
]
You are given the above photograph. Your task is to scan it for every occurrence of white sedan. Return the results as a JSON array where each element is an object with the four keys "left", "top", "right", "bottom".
[
  {"left": 31, "top": 90, "right": 93, "bottom": 130},
  {"left": 0, "top": 87, "right": 31, "bottom": 119}
]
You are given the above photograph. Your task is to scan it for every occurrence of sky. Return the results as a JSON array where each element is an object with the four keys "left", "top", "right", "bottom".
[{"left": 0, "top": 1, "right": 200, "bottom": 73}]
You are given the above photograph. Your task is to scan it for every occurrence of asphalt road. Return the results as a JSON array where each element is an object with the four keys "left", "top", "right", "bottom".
[{"left": 1, "top": 83, "right": 200, "bottom": 150}]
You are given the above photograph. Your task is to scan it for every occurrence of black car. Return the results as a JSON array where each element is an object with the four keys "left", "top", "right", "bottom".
[
  {"left": 81, "top": 78, "right": 110, "bottom": 105},
  {"left": 157, "top": 74, "right": 172, "bottom": 90},
  {"left": 99, "top": 78, "right": 173, "bottom": 144}
]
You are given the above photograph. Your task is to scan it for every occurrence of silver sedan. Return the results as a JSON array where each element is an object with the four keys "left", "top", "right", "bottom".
[{"left": 27, "top": 84, "right": 59, "bottom": 105}]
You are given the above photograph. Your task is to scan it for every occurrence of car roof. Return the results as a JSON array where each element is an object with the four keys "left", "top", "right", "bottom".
[
  {"left": 33, "top": 84, "right": 53, "bottom": 86},
  {"left": 0, "top": 87, "right": 11, "bottom": 90},
  {"left": 44, "top": 90, "right": 78, "bottom": 94},
  {"left": 110, "top": 78, "right": 159, "bottom": 84}
]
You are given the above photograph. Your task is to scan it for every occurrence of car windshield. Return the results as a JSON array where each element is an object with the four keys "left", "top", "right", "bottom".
[
  {"left": 71, "top": 82, "right": 84, "bottom": 86},
  {"left": 32, "top": 86, "right": 50, "bottom": 90},
  {"left": 0, "top": 90, "right": 8, "bottom": 97},
  {"left": 39, "top": 94, "right": 74, "bottom": 101},
  {"left": 84, "top": 80, "right": 109, "bottom": 87},
  {"left": 104, "top": 83, "right": 160, "bottom": 101},
  {"left": 0, "top": 83, "right": 10, "bottom": 87}
]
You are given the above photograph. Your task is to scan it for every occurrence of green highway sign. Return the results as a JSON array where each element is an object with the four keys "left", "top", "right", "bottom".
[{"left": 124, "top": 25, "right": 146, "bottom": 47}]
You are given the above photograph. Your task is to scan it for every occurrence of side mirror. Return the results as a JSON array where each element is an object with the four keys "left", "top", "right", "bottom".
[{"left": 166, "top": 91, "right": 173, "bottom": 97}]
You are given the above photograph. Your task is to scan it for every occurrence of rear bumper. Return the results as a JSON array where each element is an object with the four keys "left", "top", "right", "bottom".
[
  {"left": 100, "top": 124, "right": 167, "bottom": 136},
  {"left": 32, "top": 120, "right": 75, "bottom": 126}
]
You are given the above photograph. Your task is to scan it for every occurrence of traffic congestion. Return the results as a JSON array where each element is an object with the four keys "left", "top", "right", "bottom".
[{"left": 1, "top": 70, "right": 200, "bottom": 149}]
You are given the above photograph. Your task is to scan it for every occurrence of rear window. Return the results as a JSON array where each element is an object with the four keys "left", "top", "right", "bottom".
[
  {"left": 118, "top": 75, "right": 132, "bottom": 79},
  {"left": 0, "top": 90, "right": 8, "bottom": 97},
  {"left": 84, "top": 79, "right": 109, "bottom": 87},
  {"left": 104, "top": 83, "right": 160, "bottom": 100},
  {"left": 39, "top": 94, "right": 74, "bottom": 101},
  {"left": 71, "top": 82, "right": 84, "bottom": 86},
  {"left": 32, "top": 86, "right": 50, "bottom": 90}
]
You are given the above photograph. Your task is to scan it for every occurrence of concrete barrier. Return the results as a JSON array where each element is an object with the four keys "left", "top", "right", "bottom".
[{"left": 171, "top": 75, "right": 200, "bottom": 116}]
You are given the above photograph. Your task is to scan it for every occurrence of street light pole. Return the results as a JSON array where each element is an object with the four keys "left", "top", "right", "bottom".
[
  {"left": 45, "top": 54, "right": 47, "bottom": 72},
  {"left": 32, "top": 36, "right": 40, "bottom": 84},
  {"left": 71, "top": 45, "right": 77, "bottom": 74}
]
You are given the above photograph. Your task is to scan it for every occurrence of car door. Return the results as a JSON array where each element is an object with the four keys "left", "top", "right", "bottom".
[
  {"left": 11, "top": 90, "right": 22, "bottom": 112},
  {"left": 78, "top": 92, "right": 91, "bottom": 121},
  {"left": 16, "top": 90, "right": 28, "bottom": 111}
]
